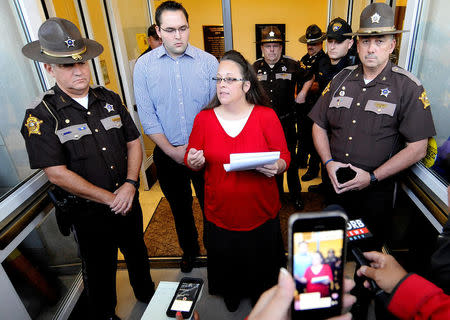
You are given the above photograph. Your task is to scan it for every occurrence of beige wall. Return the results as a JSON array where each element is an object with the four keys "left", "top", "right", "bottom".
[
  {"left": 151, "top": 0, "right": 327, "bottom": 62},
  {"left": 230, "top": 0, "right": 328, "bottom": 62},
  {"left": 330, "top": 0, "right": 348, "bottom": 21}
]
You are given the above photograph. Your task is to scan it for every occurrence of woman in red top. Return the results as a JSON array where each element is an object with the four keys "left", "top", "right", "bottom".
[
  {"left": 301, "top": 251, "right": 333, "bottom": 297},
  {"left": 185, "top": 50, "right": 290, "bottom": 312}
]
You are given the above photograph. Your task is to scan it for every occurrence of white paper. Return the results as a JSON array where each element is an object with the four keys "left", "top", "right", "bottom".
[{"left": 223, "top": 151, "right": 280, "bottom": 172}]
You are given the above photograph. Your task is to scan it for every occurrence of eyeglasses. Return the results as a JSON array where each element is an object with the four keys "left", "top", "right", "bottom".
[
  {"left": 159, "top": 25, "right": 189, "bottom": 35},
  {"left": 212, "top": 77, "right": 245, "bottom": 84}
]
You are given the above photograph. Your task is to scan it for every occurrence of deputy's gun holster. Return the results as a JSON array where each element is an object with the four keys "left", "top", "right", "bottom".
[{"left": 47, "top": 186, "right": 73, "bottom": 236}]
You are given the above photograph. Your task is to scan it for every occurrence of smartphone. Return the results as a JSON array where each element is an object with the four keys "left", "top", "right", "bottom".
[
  {"left": 336, "top": 167, "right": 356, "bottom": 184},
  {"left": 166, "top": 277, "right": 204, "bottom": 319},
  {"left": 288, "top": 211, "right": 348, "bottom": 319}
]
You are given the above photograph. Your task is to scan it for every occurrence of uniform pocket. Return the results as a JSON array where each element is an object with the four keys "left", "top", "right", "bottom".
[
  {"left": 56, "top": 123, "right": 92, "bottom": 143},
  {"left": 363, "top": 100, "right": 397, "bottom": 135},
  {"left": 101, "top": 115, "right": 123, "bottom": 130},
  {"left": 364, "top": 100, "right": 396, "bottom": 116},
  {"left": 329, "top": 96, "right": 353, "bottom": 109}
]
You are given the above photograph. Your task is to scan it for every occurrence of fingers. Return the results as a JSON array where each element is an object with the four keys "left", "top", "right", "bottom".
[
  {"left": 176, "top": 311, "right": 183, "bottom": 320},
  {"left": 193, "top": 311, "right": 200, "bottom": 320},
  {"left": 343, "top": 278, "right": 355, "bottom": 293}
]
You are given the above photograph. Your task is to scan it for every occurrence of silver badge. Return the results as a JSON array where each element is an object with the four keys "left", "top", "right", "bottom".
[
  {"left": 269, "top": 31, "right": 275, "bottom": 37},
  {"left": 371, "top": 13, "right": 381, "bottom": 24},
  {"left": 380, "top": 88, "right": 391, "bottom": 97},
  {"left": 65, "top": 37, "right": 75, "bottom": 48},
  {"left": 281, "top": 66, "right": 287, "bottom": 72},
  {"left": 104, "top": 103, "right": 115, "bottom": 113},
  {"left": 339, "top": 91, "right": 345, "bottom": 96}
]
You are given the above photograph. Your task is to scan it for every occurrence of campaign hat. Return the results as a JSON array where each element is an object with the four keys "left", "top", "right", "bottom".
[
  {"left": 22, "top": 17, "right": 103, "bottom": 64},
  {"left": 298, "top": 24, "right": 326, "bottom": 44},
  {"left": 345, "top": 2, "right": 408, "bottom": 36}
]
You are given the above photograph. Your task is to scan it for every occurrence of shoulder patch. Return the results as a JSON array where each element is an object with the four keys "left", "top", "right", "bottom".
[
  {"left": 27, "top": 89, "right": 55, "bottom": 109},
  {"left": 391, "top": 66, "right": 422, "bottom": 86}
]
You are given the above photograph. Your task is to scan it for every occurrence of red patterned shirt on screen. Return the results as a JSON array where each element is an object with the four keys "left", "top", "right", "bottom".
[{"left": 185, "top": 105, "right": 290, "bottom": 231}]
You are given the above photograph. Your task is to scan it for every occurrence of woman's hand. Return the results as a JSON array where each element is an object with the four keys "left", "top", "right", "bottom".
[
  {"left": 187, "top": 148, "right": 205, "bottom": 170},
  {"left": 256, "top": 159, "right": 286, "bottom": 177}
]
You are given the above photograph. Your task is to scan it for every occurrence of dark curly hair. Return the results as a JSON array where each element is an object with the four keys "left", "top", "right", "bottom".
[{"left": 205, "top": 50, "right": 269, "bottom": 109}]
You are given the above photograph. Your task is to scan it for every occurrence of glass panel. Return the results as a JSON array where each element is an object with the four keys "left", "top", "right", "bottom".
[
  {"left": 351, "top": 0, "right": 371, "bottom": 33},
  {"left": 0, "top": 1, "right": 43, "bottom": 198},
  {"left": 2, "top": 211, "right": 81, "bottom": 319},
  {"left": 115, "top": 0, "right": 156, "bottom": 157},
  {"left": 410, "top": 0, "right": 450, "bottom": 184}
]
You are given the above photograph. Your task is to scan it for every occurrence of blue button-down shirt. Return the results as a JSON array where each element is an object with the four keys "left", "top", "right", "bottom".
[{"left": 134, "top": 44, "right": 218, "bottom": 146}]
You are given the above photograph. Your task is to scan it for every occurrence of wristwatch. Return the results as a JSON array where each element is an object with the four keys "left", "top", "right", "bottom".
[
  {"left": 369, "top": 172, "right": 378, "bottom": 185},
  {"left": 125, "top": 178, "right": 139, "bottom": 189}
]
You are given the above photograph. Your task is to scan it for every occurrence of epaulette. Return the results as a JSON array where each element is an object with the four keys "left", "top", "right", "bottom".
[
  {"left": 282, "top": 55, "right": 296, "bottom": 61},
  {"left": 28, "top": 89, "right": 55, "bottom": 109},
  {"left": 343, "top": 65, "right": 358, "bottom": 71},
  {"left": 392, "top": 66, "right": 422, "bottom": 86}
]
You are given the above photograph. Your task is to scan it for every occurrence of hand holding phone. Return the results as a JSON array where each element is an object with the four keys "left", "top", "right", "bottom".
[
  {"left": 166, "top": 277, "right": 203, "bottom": 319},
  {"left": 288, "top": 211, "right": 348, "bottom": 319}
]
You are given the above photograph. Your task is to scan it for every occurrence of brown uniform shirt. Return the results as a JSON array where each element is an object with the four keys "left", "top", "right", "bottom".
[{"left": 309, "top": 61, "right": 435, "bottom": 172}]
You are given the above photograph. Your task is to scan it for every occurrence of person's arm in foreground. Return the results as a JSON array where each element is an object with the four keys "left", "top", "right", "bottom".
[
  {"left": 357, "top": 251, "right": 450, "bottom": 320},
  {"left": 246, "top": 268, "right": 356, "bottom": 320}
]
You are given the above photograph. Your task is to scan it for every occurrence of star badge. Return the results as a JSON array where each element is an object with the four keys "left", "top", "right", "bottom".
[
  {"left": 24, "top": 114, "right": 43, "bottom": 136},
  {"left": 104, "top": 103, "right": 115, "bottom": 113},
  {"left": 281, "top": 66, "right": 287, "bottom": 72},
  {"left": 371, "top": 13, "right": 381, "bottom": 24},
  {"left": 65, "top": 37, "right": 75, "bottom": 48},
  {"left": 380, "top": 88, "right": 391, "bottom": 97},
  {"left": 269, "top": 31, "right": 275, "bottom": 37}
]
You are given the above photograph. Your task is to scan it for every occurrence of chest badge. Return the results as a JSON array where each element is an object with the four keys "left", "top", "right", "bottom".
[
  {"left": 380, "top": 88, "right": 391, "bottom": 97},
  {"left": 419, "top": 90, "right": 430, "bottom": 109},
  {"left": 281, "top": 66, "right": 287, "bottom": 72},
  {"left": 25, "top": 114, "right": 43, "bottom": 136},
  {"left": 104, "top": 103, "right": 115, "bottom": 113}
]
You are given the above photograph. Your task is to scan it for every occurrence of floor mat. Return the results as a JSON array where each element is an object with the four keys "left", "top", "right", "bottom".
[{"left": 144, "top": 193, "right": 325, "bottom": 258}]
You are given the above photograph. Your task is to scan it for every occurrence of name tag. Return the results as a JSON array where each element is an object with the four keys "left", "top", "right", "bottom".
[
  {"left": 56, "top": 123, "right": 92, "bottom": 143},
  {"left": 257, "top": 74, "right": 267, "bottom": 81},
  {"left": 364, "top": 100, "right": 396, "bottom": 116},
  {"left": 275, "top": 73, "right": 292, "bottom": 80},
  {"left": 329, "top": 96, "right": 353, "bottom": 109},
  {"left": 101, "top": 115, "right": 123, "bottom": 130}
]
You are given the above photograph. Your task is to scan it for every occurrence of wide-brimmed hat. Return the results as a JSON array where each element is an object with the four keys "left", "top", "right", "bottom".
[
  {"left": 259, "top": 26, "right": 286, "bottom": 44},
  {"left": 345, "top": 3, "right": 409, "bottom": 36},
  {"left": 22, "top": 17, "right": 103, "bottom": 64},
  {"left": 327, "top": 18, "right": 352, "bottom": 42},
  {"left": 298, "top": 24, "right": 326, "bottom": 44}
]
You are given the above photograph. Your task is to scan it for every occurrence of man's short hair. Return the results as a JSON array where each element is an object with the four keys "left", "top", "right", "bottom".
[
  {"left": 147, "top": 24, "right": 160, "bottom": 39},
  {"left": 155, "top": 1, "right": 189, "bottom": 27}
]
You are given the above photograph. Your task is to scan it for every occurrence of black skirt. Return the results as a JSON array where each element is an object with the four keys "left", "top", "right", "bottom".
[{"left": 205, "top": 216, "right": 286, "bottom": 301}]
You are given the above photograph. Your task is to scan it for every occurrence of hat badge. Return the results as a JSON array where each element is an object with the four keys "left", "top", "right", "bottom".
[
  {"left": 65, "top": 37, "right": 75, "bottom": 48},
  {"left": 333, "top": 23, "right": 342, "bottom": 32},
  {"left": 269, "top": 31, "right": 275, "bottom": 37},
  {"left": 371, "top": 12, "right": 381, "bottom": 24}
]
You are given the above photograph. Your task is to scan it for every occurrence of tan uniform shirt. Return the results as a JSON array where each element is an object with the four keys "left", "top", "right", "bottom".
[{"left": 309, "top": 61, "right": 435, "bottom": 172}]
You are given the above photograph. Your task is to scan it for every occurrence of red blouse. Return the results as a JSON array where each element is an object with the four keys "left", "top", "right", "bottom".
[{"left": 185, "top": 105, "right": 290, "bottom": 231}]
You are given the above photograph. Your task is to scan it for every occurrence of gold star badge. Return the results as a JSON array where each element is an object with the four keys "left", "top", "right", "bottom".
[
  {"left": 419, "top": 90, "right": 430, "bottom": 109},
  {"left": 25, "top": 114, "right": 43, "bottom": 136}
]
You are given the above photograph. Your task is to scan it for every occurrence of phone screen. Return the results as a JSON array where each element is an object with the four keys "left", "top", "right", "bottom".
[
  {"left": 292, "top": 229, "right": 344, "bottom": 312},
  {"left": 170, "top": 282, "right": 201, "bottom": 312}
]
